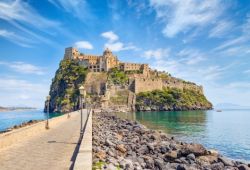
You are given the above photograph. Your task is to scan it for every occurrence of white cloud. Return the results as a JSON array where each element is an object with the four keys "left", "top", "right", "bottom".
[
  {"left": 74, "top": 41, "right": 93, "bottom": 50},
  {"left": 101, "top": 31, "right": 119, "bottom": 42},
  {"left": 143, "top": 48, "right": 170, "bottom": 60},
  {"left": 0, "top": 61, "right": 45, "bottom": 75},
  {"left": 177, "top": 48, "right": 205, "bottom": 65},
  {"left": 213, "top": 15, "right": 250, "bottom": 52},
  {"left": 209, "top": 20, "right": 234, "bottom": 38},
  {"left": 149, "top": 0, "right": 223, "bottom": 38},
  {"left": 0, "top": 0, "right": 60, "bottom": 47},
  {"left": 48, "top": 0, "right": 91, "bottom": 20},
  {"left": 0, "top": 0, "right": 58, "bottom": 29},
  {"left": 0, "top": 29, "right": 34, "bottom": 47},
  {"left": 244, "top": 69, "right": 250, "bottom": 74},
  {"left": 0, "top": 78, "right": 48, "bottom": 108},
  {"left": 104, "top": 42, "right": 137, "bottom": 52},
  {"left": 101, "top": 31, "right": 138, "bottom": 52},
  {"left": 214, "top": 36, "right": 248, "bottom": 51}
]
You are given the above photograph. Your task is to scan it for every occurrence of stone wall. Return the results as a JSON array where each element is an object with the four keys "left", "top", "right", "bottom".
[
  {"left": 133, "top": 77, "right": 163, "bottom": 94},
  {"left": 162, "top": 77, "right": 203, "bottom": 93},
  {"left": 84, "top": 72, "right": 108, "bottom": 95}
]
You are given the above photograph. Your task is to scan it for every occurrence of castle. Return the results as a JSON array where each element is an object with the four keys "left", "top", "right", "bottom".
[
  {"left": 64, "top": 47, "right": 149, "bottom": 74},
  {"left": 60, "top": 47, "right": 205, "bottom": 110},
  {"left": 63, "top": 47, "right": 203, "bottom": 95}
]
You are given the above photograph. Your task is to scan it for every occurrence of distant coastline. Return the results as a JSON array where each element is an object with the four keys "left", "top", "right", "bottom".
[{"left": 0, "top": 106, "right": 37, "bottom": 112}]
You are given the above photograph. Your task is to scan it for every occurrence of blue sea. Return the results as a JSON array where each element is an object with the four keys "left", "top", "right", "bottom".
[
  {"left": 0, "top": 110, "right": 62, "bottom": 132},
  {"left": 116, "top": 109, "right": 250, "bottom": 162}
]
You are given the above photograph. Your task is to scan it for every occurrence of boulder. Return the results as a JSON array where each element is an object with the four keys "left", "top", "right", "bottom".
[
  {"left": 238, "top": 164, "right": 250, "bottom": 170},
  {"left": 210, "top": 162, "right": 224, "bottom": 170},
  {"left": 116, "top": 144, "right": 127, "bottom": 153},
  {"left": 154, "top": 158, "right": 165, "bottom": 170},
  {"left": 95, "top": 151, "right": 106, "bottom": 160},
  {"left": 176, "top": 164, "right": 187, "bottom": 170},
  {"left": 181, "top": 143, "right": 207, "bottom": 156},
  {"left": 218, "top": 156, "right": 234, "bottom": 166},
  {"left": 187, "top": 153, "right": 196, "bottom": 161},
  {"left": 106, "top": 163, "right": 117, "bottom": 170},
  {"left": 164, "top": 151, "right": 178, "bottom": 161},
  {"left": 105, "top": 139, "right": 115, "bottom": 147}
]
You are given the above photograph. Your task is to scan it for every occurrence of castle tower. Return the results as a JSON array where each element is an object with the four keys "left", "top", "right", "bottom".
[
  {"left": 64, "top": 47, "right": 80, "bottom": 60},
  {"left": 103, "top": 48, "right": 119, "bottom": 71}
]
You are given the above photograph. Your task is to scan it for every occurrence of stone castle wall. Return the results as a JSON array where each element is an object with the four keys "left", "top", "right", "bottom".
[
  {"left": 133, "top": 78, "right": 163, "bottom": 94},
  {"left": 162, "top": 77, "right": 203, "bottom": 93}
]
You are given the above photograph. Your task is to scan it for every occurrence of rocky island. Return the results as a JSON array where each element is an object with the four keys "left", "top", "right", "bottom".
[{"left": 45, "top": 47, "right": 212, "bottom": 113}]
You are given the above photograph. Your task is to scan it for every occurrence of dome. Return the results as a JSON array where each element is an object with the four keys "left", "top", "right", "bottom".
[{"left": 103, "top": 48, "right": 112, "bottom": 55}]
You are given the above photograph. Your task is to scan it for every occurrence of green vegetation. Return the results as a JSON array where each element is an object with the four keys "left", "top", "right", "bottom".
[
  {"left": 108, "top": 68, "right": 129, "bottom": 85},
  {"left": 136, "top": 87, "right": 212, "bottom": 110},
  {"left": 92, "top": 161, "right": 106, "bottom": 170},
  {"left": 125, "top": 70, "right": 142, "bottom": 74},
  {"left": 47, "top": 59, "right": 88, "bottom": 112},
  {"left": 92, "top": 161, "right": 121, "bottom": 170}
]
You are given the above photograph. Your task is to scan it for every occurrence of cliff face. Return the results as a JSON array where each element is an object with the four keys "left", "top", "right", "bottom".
[
  {"left": 44, "top": 60, "right": 88, "bottom": 113},
  {"left": 135, "top": 87, "right": 212, "bottom": 111}
]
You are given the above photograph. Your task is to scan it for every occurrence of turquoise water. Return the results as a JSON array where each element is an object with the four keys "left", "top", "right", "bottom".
[
  {"left": 117, "top": 110, "right": 250, "bottom": 161},
  {"left": 0, "top": 110, "right": 62, "bottom": 132}
]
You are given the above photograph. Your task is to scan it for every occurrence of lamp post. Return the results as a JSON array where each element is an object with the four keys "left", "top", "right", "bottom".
[
  {"left": 79, "top": 85, "right": 86, "bottom": 136},
  {"left": 67, "top": 96, "right": 71, "bottom": 119},
  {"left": 45, "top": 95, "right": 50, "bottom": 129}
]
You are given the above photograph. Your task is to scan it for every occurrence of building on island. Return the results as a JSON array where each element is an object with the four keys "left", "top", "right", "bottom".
[{"left": 63, "top": 47, "right": 149, "bottom": 74}]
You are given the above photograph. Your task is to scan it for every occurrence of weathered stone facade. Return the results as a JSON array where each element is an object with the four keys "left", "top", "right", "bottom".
[
  {"left": 63, "top": 47, "right": 149, "bottom": 73},
  {"left": 133, "top": 77, "right": 163, "bottom": 94}
]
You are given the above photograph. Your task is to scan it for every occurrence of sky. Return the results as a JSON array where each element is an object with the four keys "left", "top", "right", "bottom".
[{"left": 0, "top": 0, "right": 250, "bottom": 108}]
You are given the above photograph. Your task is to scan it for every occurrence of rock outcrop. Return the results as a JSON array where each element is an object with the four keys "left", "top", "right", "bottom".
[{"left": 44, "top": 59, "right": 88, "bottom": 113}]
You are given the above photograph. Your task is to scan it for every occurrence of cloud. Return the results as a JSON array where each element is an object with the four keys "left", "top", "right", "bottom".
[
  {"left": 104, "top": 42, "right": 137, "bottom": 52},
  {"left": 0, "top": 0, "right": 58, "bottom": 29},
  {"left": 213, "top": 14, "right": 250, "bottom": 52},
  {"left": 101, "top": 31, "right": 119, "bottom": 42},
  {"left": 0, "top": 0, "right": 60, "bottom": 47},
  {"left": 101, "top": 31, "right": 138, "bottom": 52},
  {"left": 149, "top": 0, "right": 223, "bottom": 38},
  {"left": 209, "top": 20, "right": 234, "bottom": 38},
  {"left": 48, "top": 0, "right": 91, "bottom": 20},
  {"left": 0, "top": 78, "right": 48, "bottom": 108},
  {"left": 177, "top": 48, "right": 205, "bottom": 65},
  {"left": 243, "top": 69, "right": 250, "bottom": 74},
  {"left": 0, "top": 61, "right": 45, "bottom": 75},
  {"left": 143, "top": 48, "right": 170, "bottom": 60},
  {"left": 0, "top": 29, "right": 34, "bottom": 47},
  {"left": 74, "top": 41, "right": 93, "bottom": 50},
  {"left": 214, "top": 36, "right": 248, "bottom": 51}
]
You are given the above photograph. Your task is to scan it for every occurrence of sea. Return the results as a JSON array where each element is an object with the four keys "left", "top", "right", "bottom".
[
  {"left": 0, "top": 110, "right": 62, "bottom": 132},
  {"left": 116, "top": 109, "right": 250, "bottom": 162}
]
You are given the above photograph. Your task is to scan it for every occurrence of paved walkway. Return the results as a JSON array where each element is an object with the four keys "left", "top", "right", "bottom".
[{"left": 0, "top": 110, "right": 87, "bottom": 170}]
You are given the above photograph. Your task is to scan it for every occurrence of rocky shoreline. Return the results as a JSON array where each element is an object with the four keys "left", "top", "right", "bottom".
[
  {"left": 135, "top": 105, "right": 212, "bottom": 112},
  {"left": 92, "top": 111, "right": 250, "bottom": 170}
]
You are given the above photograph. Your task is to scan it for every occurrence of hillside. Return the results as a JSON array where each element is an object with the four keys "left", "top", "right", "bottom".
[
  {"left": 44, "top": 59, "right": 88, "bottom": 113},
  {"left": 136, "top": 88, "right": 212, "bottom": 111}
]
